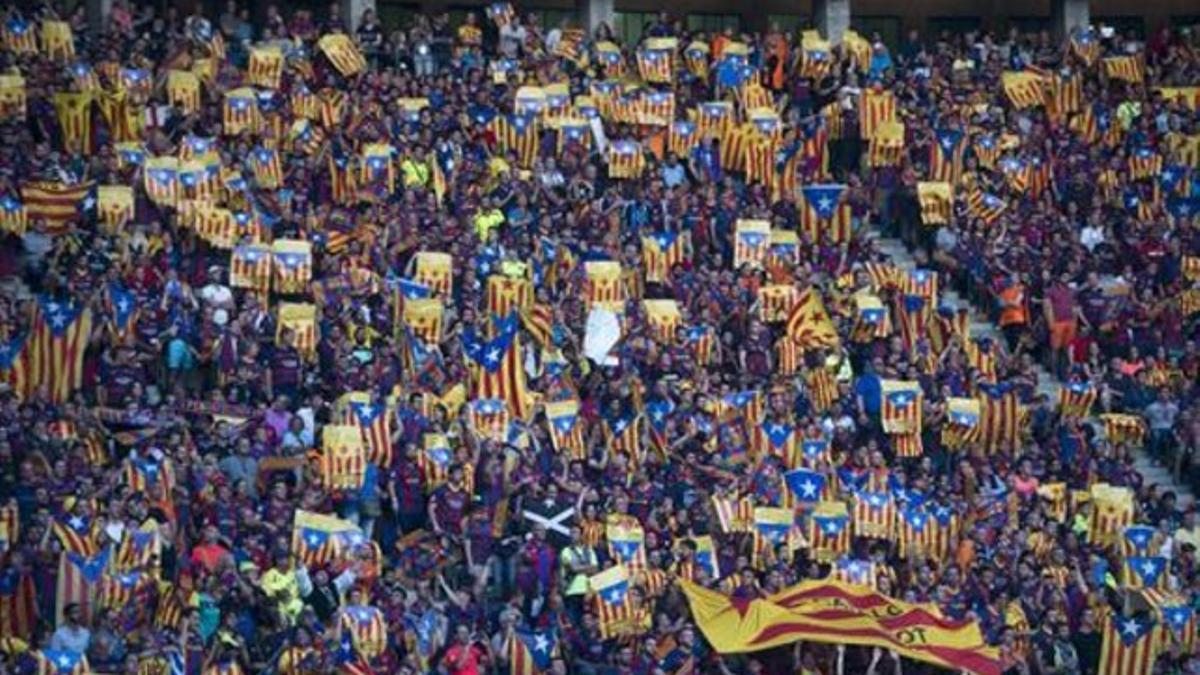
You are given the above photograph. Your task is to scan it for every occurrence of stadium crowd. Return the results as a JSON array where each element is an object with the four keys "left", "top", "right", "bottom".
[{"left": 0, "top": 0, "right": 1197, "bottom": 673}]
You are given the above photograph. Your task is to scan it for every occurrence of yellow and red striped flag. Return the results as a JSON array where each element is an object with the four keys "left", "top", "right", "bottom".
[
  {"left": 637, "top": 38, "right": 676, "bottom": 84},
  {"left": 20, "top": 181, "right": 92, "bottom": 234},
  {"left": 276, "top": 302, "right": 318, "bottom": 358},
  {"left": 230, "top": 244, "right": 272, "bottom": 292},
  {"left": 1089, "top": 483, "right": 1135, "bottom": 547},
  {"left": 643, "top": 299, "right": 681, "bottom": 342},
  {"left": 96, "top": 185, "right": 133, "bottom": 232},
  {"left": 55, "top": 547, "right": 110, "bottom": 627},
  {"left": 413, "top": 251, "right": 453, "bottom": 296},
  {"left": 463, "top": 315, "right": 533, "bottom": 420},
  {"left": 490, "top": 113, "right": 540, "bottom": 168},
  {"left": 607, "top": 140, "right": 645, "bottom": 179},
  {"left": 317, "top": 34, "right": 367, "bottom": 77},
  {"left": 799, "top": 184, "right": 852, "bottom": 243},
  {"left": 486, "top": 275, "right": 532, "bottom": 319},
  {"left": 402, "top": 298, "right": 444, "bottom": 344},
  {"left": 0, "top": 73, "right": 26, "bottom": 123},
  {"left": 787, "top": 288, "right": 839, "bottom": 352},
  {"left": 1002, "top": 70, "right": 1048, "bottom": 109},
  {"left": 591, "top": 565, "right": 636, "bottom": 639},
  {"left": 2, "top": 17, "right": 37, "bottom": 54},
  {"left": 223, "top": 87, "right": 259, "bottom": 135},
  {"left": 0, "top": 194, "right": 26, "bottom": 236},
  {"left": 340, "top": 605, "right": 388, "bottom": 659},
  {"left": 40, "top": 20, "right": 74, "bottom": 62},
  {"left": 320, "top": 425, "right": 367, "bottom": 490},
  {"left": 271, "top": 240, "right": 312, "bottom": 295},
  {"left": 881, "top": 380, "right": 923, "bottom": 435},
  {"left": 918, "top": 182, "right": 953, "bottom": 225},
  {"left": 31, "top": 298, "right": 93, "bottom": 404},
  {"left": 867, "top": 120, "right": 905, "bottom": 167},
  {"left": 1104, "top": 55, "right": 1144, "bottom": 84},
  {"left": 248, "top": 45, "right": 284, "bottom": 89},
  {"left": 51, "top": 92, "right": 92, "bottom": 153},
  {"left": 0, "top": 334, "right": 31, "bottom": 401},
  {"left": 859, "top": 88, "right": 896, "bottom": 140},
  {"left": 166, "top": 70, "right": 201, "bottom": 114},
  {"left": 733, "top": 219, "right": 770, "bottom": 269},
  {"left": 808, "top": 501, "right": 852, "bottom": 562},
  {"left": 1098, "top": 612, "right": 1159, "bottom": 675}
]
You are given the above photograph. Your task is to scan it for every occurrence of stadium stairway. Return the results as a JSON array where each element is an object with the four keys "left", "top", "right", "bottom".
[{"left": 869, "top": 232, "right": 1195, "bottom": 505}]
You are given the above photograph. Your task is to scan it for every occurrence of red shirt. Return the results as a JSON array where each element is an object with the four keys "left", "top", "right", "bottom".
[{"left": 442, "top": 643, "right": 485, "bottom": 675}]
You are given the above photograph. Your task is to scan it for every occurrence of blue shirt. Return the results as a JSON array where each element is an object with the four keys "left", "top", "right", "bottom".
[{"left": 855, "top": 373, "right": 882, "bottom": 416}]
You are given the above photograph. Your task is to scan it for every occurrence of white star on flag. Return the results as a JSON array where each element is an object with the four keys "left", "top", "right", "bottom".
[{"left": 799, "top": 480, "right": 818, "bottom": 498}]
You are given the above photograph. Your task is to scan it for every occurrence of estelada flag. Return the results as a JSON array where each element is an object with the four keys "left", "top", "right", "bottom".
[
  {"left": 402, "top": 298, "right": 444, "bottom": 345},
  {"left": 485, "top": 274, "right": 532, "bottom": 318},
  {"left": 249, "top": 45, "right": 284, "bottom": 89},
  {"left": 880, "top": 380, "right": 922, "bottom": 435},
  {"left": 0, "top": 194, "right": 26, "bottom": 236},
  {"left": 867, "top": 120, "right": 905, "bottom": 167},
  {"left": 590, "top": 565, "right": 636, "bottom": 639},
  {"left": 786, "top": 288, "right": 839, "bottom": 351},
  {"left": 607, "top": 140, "right": 645, "bottom": 179},
  {"left": 594, "top": 41, "right": 625, "bottom": 77},
  {"left": 799, "top": 183, "right": 852, "bottom": 243},
  {"left": 320, "top": 425, "right": 367, "bottom": 490},
  {"left": 637, "top": 37, "right": 676, "bottom": 84},
  {"left": 30, "top": 297, "right": 93, "bottom": 404},
  {"left": 96, "top": 186, "right": 133, "bottom": 232},
  {"left": 859, "top": 88, "right": 896, "bottom": 140},
  {"left": 1098, "top": 612, "right": 1158, "bottom": 675},
  {"left": 695, "top": 101, "right": 734, "bottom": 139},
  {"left": 943, "top": 397, "right": 982, "bottom": 449},
  {"left": 918, "top": 182, "right": 953, "bottom": 225},
  {"left": 733, "top": 219, "right": 770, "bottom": 269},
  {"left": 681, "top": 579, "right": 1002, "bottom": 674},
  {"left": 223, "top": 87, "right": 259, "bottom": 135},
  {"left": 40, "top": 20, "right": 74, "bottom": 62},
  {"left": 545, "top": 399, "right": 586, "bottom": 460},
  {"left": 317, "top": 34, "right": 367, "bottom": 77},
  {"left": 0, "top": 73, "right": 26, "bottom": 122},
  {"left": 166, "top": 70, "right": 201, "bottom": 114},
  {"left": 413, "top": 251, "right": 453, "bottom": 296},
  {"left": 758, "top": 285, "right": 797, "bottom": 323},
  {"left": 230, "top": 244, "right": 272, "bottom": 292},
  {"left": 271, "top": 239, "right": 312, "bottom": 294},
  {"left": 51, "top": 92, "right": 92, "bottom": 154},
  {"left": 291, "top": 510, "right": 365, "bottom": 567},
  {"left": 418, "top": 433, "right": 453, "bottom": 489},
  {"left": 142, "top": 157, "right": 179, "bottom": 207},
  {"left": 808, "top": 501, "right": 852, "bottom": 562},
  {"left": 2, "top": 17, "right": 37, "bottom": 54},
  {"left": 0, "top": 334, "right": 31, "bottom": 401},
  {"left": 56, "top": 547, "right": 110, "bottom": 627},
  {"left": 1002, "top": 71, "right": 1047, "bottom": 109},
  {"left": 607, "top": 518, "right": 647, "bottom": 571},
  {"left": 851, "top": 293, "right": 891, "bottom": 342},
  {"left": 1058, "top": 381, "right": 1097, "bottom": 419},
  {"left": 276, "top": 302, "right": 318, "bottom": 358},
  {"left": 584, "top": 260, "right": 624, "bottom": 307},
  {"left": 1089, "top": 483, "right": 1135, "bottom": 547},
  {"left": 684, "top": 41, "right": 709, "bottom": 78},
  {"left": 642, "top": 299, "right": 681, "bottom": 343}
]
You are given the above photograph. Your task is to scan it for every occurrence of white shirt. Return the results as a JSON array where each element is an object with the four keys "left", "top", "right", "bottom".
[
  {"left": 200, "top": 283, "right": 234, "bottom": 308},
  {"left": 1080, "top": 225, "right": 1104, "bottom": 252}
]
